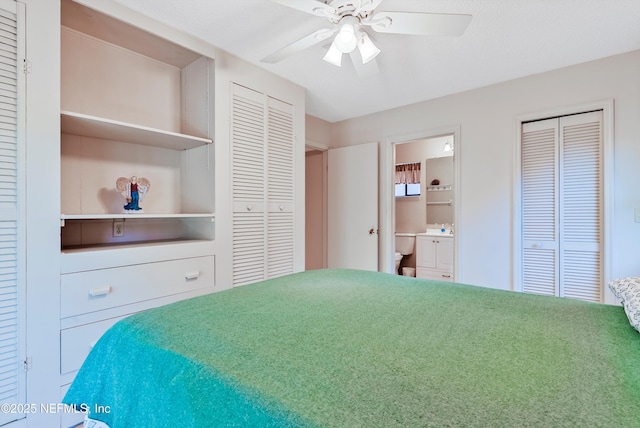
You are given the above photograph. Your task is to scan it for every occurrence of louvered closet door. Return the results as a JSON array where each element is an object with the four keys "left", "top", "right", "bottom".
[
  {"left": 521, "top": 111, "right": 603, "bottom": 302},
  {"left": 521, "top": 118, "right": 559, "bottom": 297},
  {"left": 0, "top": 0, "right": 25, "bottom": 425},
  {"left": 231, "top": 84, "right": 266, "bottom": 287},
  {"left": 266, "top": 97, "right": 294, "bottom": 279},
  {"left": 559, "top": 111, "right": 603, "bottom": 301}
]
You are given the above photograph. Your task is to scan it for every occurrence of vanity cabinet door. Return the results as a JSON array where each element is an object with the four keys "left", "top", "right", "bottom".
[
  {"left": 416, "top": 235, "right": 453, "bottom": 281},
  {"left": 435, "top": 237, "right": 454, "bottom": 271},
  {"left": 416, "top": 236, "right": 437, "bottom": 269}
]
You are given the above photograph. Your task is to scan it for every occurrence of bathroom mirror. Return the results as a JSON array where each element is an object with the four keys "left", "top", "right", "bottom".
[{"left": 425, "top": 156, "right": 454, "bottom": 225}]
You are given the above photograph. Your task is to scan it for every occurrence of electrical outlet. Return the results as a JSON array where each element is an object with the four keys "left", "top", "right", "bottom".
[{"left": 113, "top": 220, "right": 124, "bottom": 237}]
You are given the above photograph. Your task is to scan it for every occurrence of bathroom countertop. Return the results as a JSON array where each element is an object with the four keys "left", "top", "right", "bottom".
[{"left": 416, "top": 231, "right": 454, "bottom": 237}]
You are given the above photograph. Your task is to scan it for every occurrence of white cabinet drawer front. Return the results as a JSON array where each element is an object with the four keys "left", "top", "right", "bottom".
[
  {"left": 61, "top": 256, "right": 214, "bottom": 318},
  {"left": 61, "top": 316, "right": 125, "bottom": 375},
  {"left": 416, "top": 267, "right": 454, "bottom": 282}
]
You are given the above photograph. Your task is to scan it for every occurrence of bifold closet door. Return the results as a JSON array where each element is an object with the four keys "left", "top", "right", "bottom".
[
  {"left": 0, "top": 0, "right": 26, "bottom": 424},
  {"left": 230, "top": 84, "right": 295, "bottom": 286},
  {"left": 231, "top": 84, "right": 266, "bottom": 287},
  {"left": 521, "top": 111, "right": 603, "bottom": 302},
  {"left": 266, "top": 97, "right": 294, "bottom": 279},
  {"left": 558, "top": 111, "right": 603, "bottom": 301}
]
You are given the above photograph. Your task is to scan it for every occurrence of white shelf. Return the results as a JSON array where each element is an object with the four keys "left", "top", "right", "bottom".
[
  {"left": 61, "top": 213, "right": 214, "bottom": 221},
  {"left": 61, "top": 111, "right": 212, "bottom": 150}
]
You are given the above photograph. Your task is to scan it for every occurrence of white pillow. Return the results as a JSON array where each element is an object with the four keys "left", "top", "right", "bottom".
[{"left": 608, "top": 277, "right": 640, "bottom": 333}]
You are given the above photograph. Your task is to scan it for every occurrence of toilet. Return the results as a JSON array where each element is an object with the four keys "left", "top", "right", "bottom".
[{"left": 395, "top": 233, "right": 416, "bottom": 274}]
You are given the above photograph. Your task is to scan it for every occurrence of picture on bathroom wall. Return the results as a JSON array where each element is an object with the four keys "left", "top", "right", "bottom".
[{"left": 425, "top": 156, "right": 454, "bottom": 225}]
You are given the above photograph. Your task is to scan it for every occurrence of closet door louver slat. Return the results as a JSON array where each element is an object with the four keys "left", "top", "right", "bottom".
[{"left": 0, "top": 1, "right": 24, "bottom": 425}]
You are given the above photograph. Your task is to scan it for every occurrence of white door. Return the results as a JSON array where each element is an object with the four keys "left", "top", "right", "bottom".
[
  {"left": 0, "top": 0, "right": 26, "bottom": 425},
  {"left": 521, "top": 111, "right": 603, "bottom": 302},
  {"left": 327, "top": 142, "right": 378, "bottom": 271},
  {"left": 230, "top": 84, "right": 296, "bottom": 286}
]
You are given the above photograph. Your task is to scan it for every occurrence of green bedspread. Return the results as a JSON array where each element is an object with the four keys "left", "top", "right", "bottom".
[{"left": 64, "top": 269, "right": 640, "bottom": 427}]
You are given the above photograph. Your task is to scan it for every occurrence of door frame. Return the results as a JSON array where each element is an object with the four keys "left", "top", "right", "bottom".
[
  {"left": 382, "top": 125, "right": 461, "bottom": 278},
  {"left": 305, "top": 140, "right": 329, "bottom": 269},
  {"left": 513, "top": 99, "right": 614, "bottom": 303}
]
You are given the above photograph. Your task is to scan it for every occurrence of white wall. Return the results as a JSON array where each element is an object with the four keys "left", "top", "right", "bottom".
[
  {"left": 305, "top": 115, "right": 332, "bottom": 148},
  {"left": 326, "top": 49, "right": 640, "bottom": 291}
]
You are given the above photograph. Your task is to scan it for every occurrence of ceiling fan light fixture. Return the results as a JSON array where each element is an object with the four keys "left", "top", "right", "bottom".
[
  {"left": 323, "top": 39, "right": 343, "bottom": 67},
  {"left": 357, "top": 31, "right": 380, "bottom": 64},
  {"left": 335, "top": 18, "right": 358, "bottom": 53}
]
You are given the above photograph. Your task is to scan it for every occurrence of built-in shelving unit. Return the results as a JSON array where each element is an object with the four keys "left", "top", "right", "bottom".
[
  {"left": 58, "top": 2, "right": 217, "bottom": 422},
  {"left": 60, "top": 0, "right": 216, "bottom": 251}
]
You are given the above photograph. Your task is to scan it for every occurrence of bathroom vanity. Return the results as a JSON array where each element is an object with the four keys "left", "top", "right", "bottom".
[{"left": 416, "top": 233, "right": 453, "bottom": 281}]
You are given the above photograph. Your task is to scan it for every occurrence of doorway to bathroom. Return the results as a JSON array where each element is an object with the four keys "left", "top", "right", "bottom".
[{"left": 391, "top": 131, "right": 458, "bottom": 280}]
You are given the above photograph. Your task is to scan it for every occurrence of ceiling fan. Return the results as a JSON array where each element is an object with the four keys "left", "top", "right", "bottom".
[{"left": 261, "top": 0, "right": 472, "bottom": 71}]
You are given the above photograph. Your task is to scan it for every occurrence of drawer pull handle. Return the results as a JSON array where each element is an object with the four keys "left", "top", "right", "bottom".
[
  {"left": 89, "top": 286, "right": 112, "bottom": 297},
  {"left": 442, "top": 274, "right": 451, "bottom": 278},
  {"left": 185, "top": 271, "right": 201, "bottom": 280}
]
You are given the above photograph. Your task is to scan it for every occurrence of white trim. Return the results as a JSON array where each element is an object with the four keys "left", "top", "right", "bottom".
[
  {"left": 303, "top": 142, "right": 328, "bottom": 269},
  {"left": 513, "top": 99, "right": 614, "bottom": 302},
  {"left": 322, "top": 151, "right": 328, "bottom": 268},
  {"left": 305, "top": 139, "right": 329, "bottom": 152},
  {"left": 15, "top": 0, "right": 27, "bottom": 418},
  {"left": 382, "top": 125, "right": 461, "bottom": 280}
]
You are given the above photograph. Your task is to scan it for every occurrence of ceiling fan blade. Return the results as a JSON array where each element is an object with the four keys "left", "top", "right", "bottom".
[
  {"left": 269, "top": 0, "right": 336, "bottom": 17},
  {"left": 359, "top": 0, "right": 384, "bottom": 14},
  {"left": 369, "top": 12, "right": 472, "bottom": 36},
  {"left": 261, "top": 28, "right": 337, "bottom": 64},
  {"left": 349, "top": 51, "right": 379, "bottom": 79}
]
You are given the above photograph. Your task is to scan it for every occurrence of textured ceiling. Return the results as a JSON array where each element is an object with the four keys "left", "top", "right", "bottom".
[{"left": 111, "top": 0, "right": 640, "bottom": 123}]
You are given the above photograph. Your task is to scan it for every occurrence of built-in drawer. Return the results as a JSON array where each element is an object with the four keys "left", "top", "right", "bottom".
[
  {"left": 61, "top": 256, "right": 214, "bottom": 319},
  {"left": 416, "top": 267, "right": 453, "bottom": 282},
  {"left": 60, "top": 316, "right": 126, "bottom": 375}
]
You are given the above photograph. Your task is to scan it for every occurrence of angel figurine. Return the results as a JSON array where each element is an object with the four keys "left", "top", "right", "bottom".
[{"left": 116, "top": 176, "right": 150, "bottom": 213}]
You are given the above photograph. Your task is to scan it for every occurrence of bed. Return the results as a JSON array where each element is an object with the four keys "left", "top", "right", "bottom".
[{"left": 63, "top": 269, "right": 640, "bottom": 427}]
